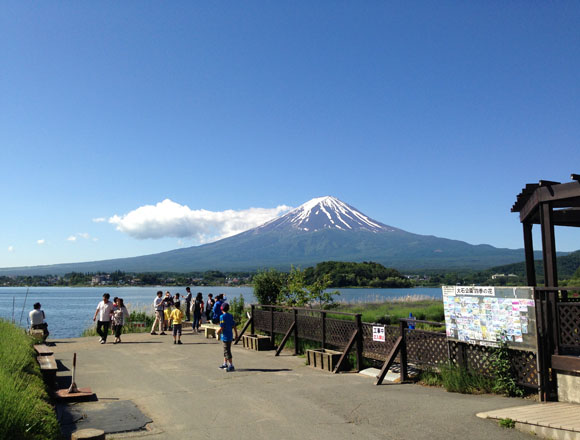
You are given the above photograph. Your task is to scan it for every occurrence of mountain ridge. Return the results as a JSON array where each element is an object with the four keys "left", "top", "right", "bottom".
[{"left": 0, "top": 196, "right": 544, "bottom": 275}]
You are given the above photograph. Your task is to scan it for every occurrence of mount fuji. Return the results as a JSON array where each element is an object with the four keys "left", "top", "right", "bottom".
[{"left": 0, "top": 196, "right": 532, "bottom": 275}]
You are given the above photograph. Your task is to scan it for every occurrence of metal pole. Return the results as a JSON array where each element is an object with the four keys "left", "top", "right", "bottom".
[
  {"left": 19, "top": 287, "right": 30, "bottom": 326},
  {"left": 68, "top": 353, "right": 79, "bottom": 394}
]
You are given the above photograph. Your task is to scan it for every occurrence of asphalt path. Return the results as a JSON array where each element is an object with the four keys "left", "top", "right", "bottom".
[{"left": 52, "top": 327, "right": 534, "bottom": 439}]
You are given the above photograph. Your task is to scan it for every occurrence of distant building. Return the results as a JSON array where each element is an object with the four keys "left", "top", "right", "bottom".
[{"left": 91, "top": 274, "right": 111, "bottom": 286}]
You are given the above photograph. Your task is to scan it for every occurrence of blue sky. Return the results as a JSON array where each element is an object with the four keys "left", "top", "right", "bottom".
[{"left": 1, "top": 2, "right": 579, "bottom": 268}]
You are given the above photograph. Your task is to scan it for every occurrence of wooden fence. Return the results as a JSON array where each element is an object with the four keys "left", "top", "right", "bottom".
[{"left": 240, "top": 304, "right": 538, "bottom": 389}]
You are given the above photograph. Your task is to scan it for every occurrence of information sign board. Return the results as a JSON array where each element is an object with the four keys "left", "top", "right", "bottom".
[{"left": 442, "top": 286, "right": 537, "bottom": 350}]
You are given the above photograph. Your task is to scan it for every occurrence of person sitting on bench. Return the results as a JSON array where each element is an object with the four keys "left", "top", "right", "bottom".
[{"left": 29, "top": 302, "right": 49, "bottom": 341}]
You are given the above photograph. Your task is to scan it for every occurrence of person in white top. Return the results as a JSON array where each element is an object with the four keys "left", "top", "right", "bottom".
[
  {"left": 93, "top": 293, "right": 114, "bottom": 344},
  {"left": 29, "top": 302, "right": 49, "bottom": 341},
  {"left": 150, "top": 290, "right": 166, "bottom": 335}
]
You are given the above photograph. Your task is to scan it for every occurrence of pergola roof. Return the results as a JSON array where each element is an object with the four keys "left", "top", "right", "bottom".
[{"left": 512, "top": 174, "right": 580, "bottom": 227}]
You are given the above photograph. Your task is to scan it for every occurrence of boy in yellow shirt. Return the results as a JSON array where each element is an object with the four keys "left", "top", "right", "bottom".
[{"left": 170, "top": 305, "right": 184, "bottom": 345}]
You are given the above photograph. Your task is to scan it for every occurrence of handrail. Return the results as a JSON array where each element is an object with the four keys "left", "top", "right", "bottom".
[{"left": 535, "top": 286, "right": 580, "bottom": 291}]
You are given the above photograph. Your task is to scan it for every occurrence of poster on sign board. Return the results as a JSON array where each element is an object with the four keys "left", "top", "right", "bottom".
[
  {"left": 373, "top": 326, "right": 385, "bottom": 342},
  {"left": 442, "top": 286, "right": 537, "bottom": 351}
]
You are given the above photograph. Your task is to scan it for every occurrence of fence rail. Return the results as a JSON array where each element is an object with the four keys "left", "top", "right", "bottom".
[{"left": 248, "top": 304, "right": 538, "bottom": 389}]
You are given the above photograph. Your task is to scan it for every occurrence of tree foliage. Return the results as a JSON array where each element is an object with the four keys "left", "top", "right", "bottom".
[
  {"left": 303, "top": 261, "right": 412, "bottom": 288},
  {"left": 277, "top": 267, "right": 339, "bottom": 307},
  {"left": 252, "top": 269, "right": 287, "bottom": 305}
]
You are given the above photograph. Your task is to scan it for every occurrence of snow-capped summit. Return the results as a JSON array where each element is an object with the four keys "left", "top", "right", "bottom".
[{"left": 257, "top": 196, "right": 397, "bottom": 233}]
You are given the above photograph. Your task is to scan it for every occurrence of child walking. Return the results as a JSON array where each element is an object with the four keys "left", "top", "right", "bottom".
[
  {"left": 216, "top": 303, "right": 238, "bottom": 372},
  {"left": 170, "top": 304, "right": 184, "bottom": 345}
]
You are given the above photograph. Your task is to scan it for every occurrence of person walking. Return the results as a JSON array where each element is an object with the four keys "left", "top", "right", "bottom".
[
  {"left": 93, "top": 293, "right": 114, "bottom": 344},
  {"left": 217, "top": 303, "right": 238, "bottom": 372},
  {"left": 191, "top": 292, "right": 204, "bottom": 332},
  {"left": 112, "top": 298, "right": 129, "bottom": 344},
  {"left": 151, "top": 291, "right": 166, "bottom": 335},
  {"left": 185, "top": 287, "right": 192, "bottom": 322}
]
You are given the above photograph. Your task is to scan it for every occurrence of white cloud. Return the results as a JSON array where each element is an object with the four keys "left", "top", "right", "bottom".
[
  {"left": 67, "top": 233, "right": 91, "bottom": 242},
  {"left": 37, "top": 239, "right": 46, "bottom": 245},
  {"left": 7, "top": 246, "right": 14, "bottom": 252},
  {"left": 92, "top": 217, "right": 106, "bottom": 223},
  {"left": 107, "top": 199, "right": 292, "bottom": 243}
]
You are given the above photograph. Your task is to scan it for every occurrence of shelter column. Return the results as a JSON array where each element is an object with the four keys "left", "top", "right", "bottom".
[
  {"left": 539, "top": 202, "right": 558, "bottom": 287},
  {"left": 522, "top": 222, "right": 537, "bottom": 286}
]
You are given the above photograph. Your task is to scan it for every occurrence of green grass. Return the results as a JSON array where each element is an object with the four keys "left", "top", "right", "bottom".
[
  {"left": 336, "top": 298, "right": 445, "bottom": 325},
  {"left": 82, "top": 309, "right": 158, "bottom": 337},
  {"left": 418, "top": 369, "right": 444, "bottom": 387},
  {"left": 499, "top": 418, "right": 516, "bottom": 429},
  {"left": 0, "top": 319, "right": 60, "bottom": 440},
  {"left": 421, "top": 363, "right": 494, "bottom": 394}
]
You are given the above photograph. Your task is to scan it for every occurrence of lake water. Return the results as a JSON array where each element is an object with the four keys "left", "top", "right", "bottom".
[{"left": 0, "top": 286, "right": 442, "bottom": 338}]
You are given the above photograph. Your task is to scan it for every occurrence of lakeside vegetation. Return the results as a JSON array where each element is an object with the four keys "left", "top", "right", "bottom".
[
  {"left": 0, "top": 320, "right": 60, "bottom": 440},
  {"left": 335, "top": 298, "right": 444, "bottom": 324}
]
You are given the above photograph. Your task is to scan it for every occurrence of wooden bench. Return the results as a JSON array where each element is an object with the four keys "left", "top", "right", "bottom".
[
  {"left": 34, "top": 344, "right": 54, "bottom": 356},
  {"left": 200, "top": 323, "right": 220, "bottom": 339},
  {"left": 29, "top": 329, "right": 46, "bottom": 343},
  {"left": 37, "top": 354, "right": 58, "bottom": 382}
]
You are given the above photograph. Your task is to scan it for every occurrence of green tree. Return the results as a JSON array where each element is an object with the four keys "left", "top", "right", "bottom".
[{"left": 252, "top": 269, "right": 287, "bottom": 305}]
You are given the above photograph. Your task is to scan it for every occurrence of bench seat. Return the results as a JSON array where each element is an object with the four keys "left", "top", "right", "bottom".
[
  {"left": 37, "top": 355, "right": 57, "bottom": 373},
  {"left": 34, "top": 344, "right": 54, "bottom": 356},
  {"left": 200, "top": 323, "right": 220, "bottom": 339}
]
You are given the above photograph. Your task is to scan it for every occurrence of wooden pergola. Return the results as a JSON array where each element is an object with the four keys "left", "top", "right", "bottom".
[
  {"left": 511, "top": 173, "right": 580, "bottom": 287},
  {"left": 512, "top": 174, "right": 580, "bottom": 401}
]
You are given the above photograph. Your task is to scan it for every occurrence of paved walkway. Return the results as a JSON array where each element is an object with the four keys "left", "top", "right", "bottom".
[
  {"left": 478, "top": 403, "right": 580, "bottom": 440},
  {"left": 52, "top": 327, "right": 536, "bottom": 440}
]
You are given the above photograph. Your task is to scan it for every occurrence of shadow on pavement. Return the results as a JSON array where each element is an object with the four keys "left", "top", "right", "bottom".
[
  {"left": 234, "top": 368, "right": 292, "bottom": 373},
  {"left": 57, "top": 400, "right": 152, "bottom": 438}
]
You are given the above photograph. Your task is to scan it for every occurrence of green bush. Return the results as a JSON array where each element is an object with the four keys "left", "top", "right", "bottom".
[
  {"left": 499, "top": 418, "right": 516, "bottom": 429},
  {"left": 0, "top": 320, "right": 60, "bottom": 440},
  {"left": 419, "top": 369, "right": 443, "bottom": 387},
  {"left": 82, "top": 309, "right": 155, "bottom": 337},
  {"left": 488, "top": 338, "right": 524, "bottom": 397},
  {"left": 439, "top": 363, "right": 493, "bottom": 394}
]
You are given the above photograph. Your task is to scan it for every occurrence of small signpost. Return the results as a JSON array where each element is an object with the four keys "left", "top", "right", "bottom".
[{"left": 372, "top": 326, "right": 385, "bottom": 342}]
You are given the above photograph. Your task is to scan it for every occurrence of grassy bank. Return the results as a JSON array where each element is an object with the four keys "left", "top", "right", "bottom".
[
  {"left": 0, "top": 319, "right": 60, "bottom": 440},
  {"left": 335, "top": 297, "right": 445, "bottom": 324}
]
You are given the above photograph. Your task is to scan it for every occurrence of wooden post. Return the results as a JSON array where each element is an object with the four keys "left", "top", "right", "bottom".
[
  {"left": 540, "top": 202, "right": 558, "bottom": 288},
  {"left": 355, "top": 314, "right": 363, "bottom": 372},
  {"left": 523, "top": 222, "right": 537, "bottom": 286},
  {"left": 250, "top": 305, "right": 255, "bottom": 335},
  {"left": 321, "top": 311, "right": 326, "bottom": 350},
  {"left": 399, "top": 319, "right": 408, "bottom": 382},
  {"left": 270, "top": 307, "right": 275, "bottom": 346},
  {"left": 293, "top": 308, "right": 299, "bottom": 355},
  {"left": 456, "top": 342, "right": 467, "bottom": 369}
]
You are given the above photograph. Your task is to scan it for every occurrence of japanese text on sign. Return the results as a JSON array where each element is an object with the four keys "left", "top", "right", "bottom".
[{"left": 373, "top": 326, "right": 385, "bottom": 342}]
